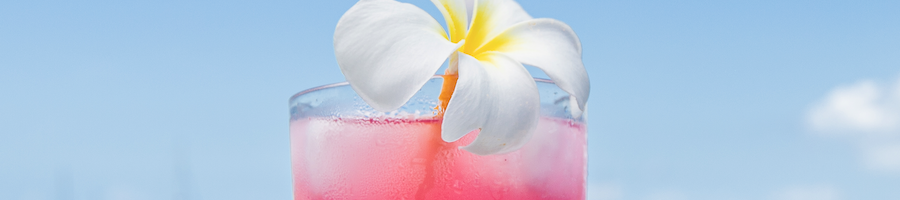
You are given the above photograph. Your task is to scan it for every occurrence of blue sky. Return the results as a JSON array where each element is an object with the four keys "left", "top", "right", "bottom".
[{"left": 1, "top": 0, "right": 898, "bottom": 199}]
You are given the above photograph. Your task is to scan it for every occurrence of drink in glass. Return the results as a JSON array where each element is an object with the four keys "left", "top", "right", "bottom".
[{"left": 289, "top": 77, "right": 586, "bottom": 200}]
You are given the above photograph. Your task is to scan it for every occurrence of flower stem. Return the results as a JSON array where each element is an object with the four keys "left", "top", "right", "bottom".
[{"left": 437, "top": 70, "right": 458, "bottom": 116}]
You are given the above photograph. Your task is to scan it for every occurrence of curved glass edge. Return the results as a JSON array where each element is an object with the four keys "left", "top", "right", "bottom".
[{"left": 289, "top": 76, "right": 583, "bottom": 122}]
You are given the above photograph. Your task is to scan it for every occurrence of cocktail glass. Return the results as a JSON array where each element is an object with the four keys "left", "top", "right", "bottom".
[{"left": 289, "top": 76, "right": 586, "bottom": 200}]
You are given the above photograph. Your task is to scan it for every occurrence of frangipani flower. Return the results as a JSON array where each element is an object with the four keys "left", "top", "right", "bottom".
[{"left": 334, "top": 0, "right": 589, "bottom": 155}]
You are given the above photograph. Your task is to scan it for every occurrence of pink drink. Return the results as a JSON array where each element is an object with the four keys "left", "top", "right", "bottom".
[{"left": 290, "top": 117, "right": 586, "bottom": 200}]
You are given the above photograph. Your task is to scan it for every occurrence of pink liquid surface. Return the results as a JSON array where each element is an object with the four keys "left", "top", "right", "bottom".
[{"left": 290, "top": 117, "right": 586, "bottom": 200}]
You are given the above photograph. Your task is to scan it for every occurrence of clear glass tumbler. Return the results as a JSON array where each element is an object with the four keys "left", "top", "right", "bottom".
[{"left": 288, "top": 76, "right": 586, "bottom": 200}]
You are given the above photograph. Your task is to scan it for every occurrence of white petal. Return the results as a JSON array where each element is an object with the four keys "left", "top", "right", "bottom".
[
  {"left": 463, "top": 0, "right": 532, "bottom": 53},
  {"left": 478, "top": 18, "right": 589, "bottom": 117},
  {"left": 440, "top": 53, "right": 490, "bottom": 142},
  {"left": 442, "top": 52, "right": 540, "bottom": 155},
  {"left": 430, "top": 0, "right": 468, "bottom": 43},
  {"left": 570, "top": 95, "right": 584, "bottom": 118},
  {"left": 334, "top": 0, "right": 462, "bottom": 111}
]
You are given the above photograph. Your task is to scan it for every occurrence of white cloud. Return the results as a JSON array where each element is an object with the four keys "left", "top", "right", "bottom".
[
  {"left": 774, "top": 185, "right": 840, "bottom": 200},
  {"left": 862, "top": 143, "right": 900, "bottom": 173},
  {"left": 808, "top": 80, "right": 899, "bottom": 134},
  {"left": 807, "top": 77, "right": 900, "bottom": 174}
]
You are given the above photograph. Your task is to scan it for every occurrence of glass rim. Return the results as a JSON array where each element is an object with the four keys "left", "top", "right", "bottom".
[{"left": 289, "top": 75, "right": 555, "bottom": 103}]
